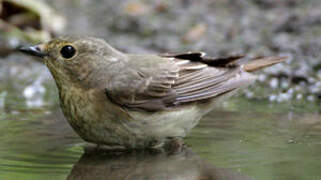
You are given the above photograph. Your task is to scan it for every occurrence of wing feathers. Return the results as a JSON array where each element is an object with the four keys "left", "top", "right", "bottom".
[
  {"left": 106, "top": 52, "right": 285, "bottom": 111},
  {"left": 174, "top": 73, "right": 252, "bottom": 104},
  {"left": 243, "top": 56, "right": 286, "bottom": 72}
]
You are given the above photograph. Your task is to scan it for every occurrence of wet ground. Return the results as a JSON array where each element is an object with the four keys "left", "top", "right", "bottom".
[
  {"left": 1, "top": 0, "right": 321, "bottom": 180},
  {"left": 2, "top": 0, "right": 321, "bottom": 104},
  {"left": 47, "top": 0, "right": 321, "bottom": 104}
]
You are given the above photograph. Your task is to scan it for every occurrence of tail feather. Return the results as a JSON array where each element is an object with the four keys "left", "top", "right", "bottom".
[{"left": 243, "top": 56, "right": 287, "bottom": 72}]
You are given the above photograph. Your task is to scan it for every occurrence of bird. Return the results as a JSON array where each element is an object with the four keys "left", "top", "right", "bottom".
[{"left": 19, "top": 36, "right": 286, "bottom": 149}]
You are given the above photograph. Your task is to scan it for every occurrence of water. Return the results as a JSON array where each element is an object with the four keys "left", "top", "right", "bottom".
[{"left": 0, "top": 98, "right": 320, "bottom": 180}]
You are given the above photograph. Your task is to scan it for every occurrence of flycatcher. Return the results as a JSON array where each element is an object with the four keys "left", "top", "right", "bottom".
[{"left": 20, "top": 36, "right": 286, "bottom": 149}]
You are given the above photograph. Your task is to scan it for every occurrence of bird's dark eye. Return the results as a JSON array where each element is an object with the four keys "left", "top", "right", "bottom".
[{"left": 60, "top": 45, "right": 76, "bottom": 59}]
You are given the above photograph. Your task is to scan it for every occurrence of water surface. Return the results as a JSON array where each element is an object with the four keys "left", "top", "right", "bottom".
[{"left": 0, "top": 98, "right": 320, "bottom": 180}]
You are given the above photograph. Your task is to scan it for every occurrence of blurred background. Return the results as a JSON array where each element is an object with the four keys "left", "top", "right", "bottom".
[{"left": 0, "top": 0, "right": 321, "bottom": 180}]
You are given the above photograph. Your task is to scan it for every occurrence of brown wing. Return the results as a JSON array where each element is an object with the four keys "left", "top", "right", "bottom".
[{"left": 106, "top": 52, "right": 256, "bottom": 111}]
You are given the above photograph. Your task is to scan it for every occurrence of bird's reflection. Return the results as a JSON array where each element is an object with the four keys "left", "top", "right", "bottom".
[{"left": 67, "top": 147, "right": 252, "bottom": 180}]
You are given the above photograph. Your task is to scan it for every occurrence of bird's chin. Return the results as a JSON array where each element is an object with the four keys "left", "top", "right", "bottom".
[
  {"left": 41, "top": 58, "right": 47, "bottom": 64},
  {"left": 43, "top": 59, "right": 53, "bottom": 70},
  {"left": 43, "top": 58, "right": 58, "bottom": 71},
  {"left": 44, "top": 62, "right": 66, "bottom": 82}
]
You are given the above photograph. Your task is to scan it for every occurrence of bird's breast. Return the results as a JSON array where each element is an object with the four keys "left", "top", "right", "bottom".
[
  {"left": 57, "top": 85, "right": 133, "bottom": 145},
  {"left": 58, "top": 85, "right": 103, "bottom": 140}
]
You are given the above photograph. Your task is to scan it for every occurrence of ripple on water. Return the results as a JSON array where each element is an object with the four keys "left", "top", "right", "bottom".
[{"left": 0, "top": 109, "right": 82, "bottom": 178}]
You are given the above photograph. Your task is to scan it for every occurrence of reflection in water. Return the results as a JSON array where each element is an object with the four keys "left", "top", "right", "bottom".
[{"left": 67, "top": 147, "right": 252, "bottom": 180}]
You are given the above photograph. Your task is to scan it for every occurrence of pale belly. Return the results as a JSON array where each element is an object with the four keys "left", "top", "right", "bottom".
[{"left": 126, "top": 105, "right": 205, "bottom": 142}]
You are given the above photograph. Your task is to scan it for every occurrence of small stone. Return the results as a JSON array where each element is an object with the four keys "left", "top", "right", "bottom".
[
  {"left": 23, "top": 77, "right": 46, "bottom": 107},
  {"left": 277, "top": 93, "right": 291, "bottom": 102},
  {"left": 307, "top": 95, "right": 315, "bottom": 102},
  {"left": 182, "top": 23, "right": 207, "bottom": 43},
  {"left": 269, "top": 78, "right": 279, "bottom": 89},
  {"left": 287, "top": 139, "right": 295, "bottom": 143},
  {"left": 269, "top": 94, "right": 277, "bottom": 102},
  {"left": 123, "top": 2, "right": 150, "bottom": 16},
  {"left": 258, "top": 74, "right": 266, "bottom": 82}
]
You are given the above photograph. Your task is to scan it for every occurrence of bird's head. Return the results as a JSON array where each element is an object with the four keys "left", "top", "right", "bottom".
[{"left": 19, "top": 36, "right": 124, "bottom": 88}]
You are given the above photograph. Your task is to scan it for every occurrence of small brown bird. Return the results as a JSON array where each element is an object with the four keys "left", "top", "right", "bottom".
[{"left": 19, "top": 36, "right": 286, "bottom": 149}]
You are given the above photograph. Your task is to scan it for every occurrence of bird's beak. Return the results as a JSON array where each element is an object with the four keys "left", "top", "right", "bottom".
[{"left": 19, "top": 45, "right": 47, "bottom": 58}]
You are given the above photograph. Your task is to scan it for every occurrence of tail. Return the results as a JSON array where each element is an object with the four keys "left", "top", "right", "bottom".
[{"left": 243, "top": 56, "right": 287, "bottom": 72}]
